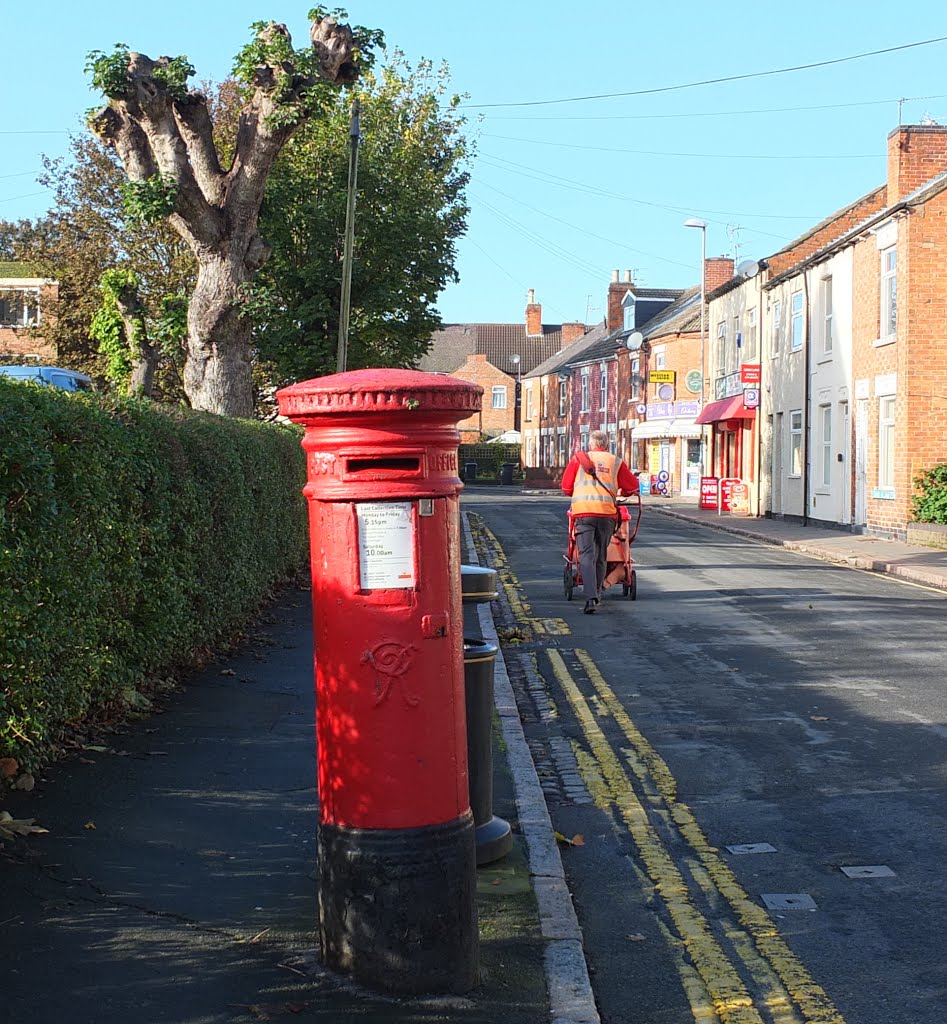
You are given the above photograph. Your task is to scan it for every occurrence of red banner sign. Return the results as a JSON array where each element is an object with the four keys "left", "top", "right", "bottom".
[
  {"left": 741, "top": 364, "right": 761, "bottom": 385},
  {"left": 699, "top": 476, "right": 718, "bottom": 510}
]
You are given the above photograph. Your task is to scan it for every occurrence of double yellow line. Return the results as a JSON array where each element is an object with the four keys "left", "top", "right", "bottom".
[{"left": 470, "top": 513, "right": 848, "bottom": 1024}]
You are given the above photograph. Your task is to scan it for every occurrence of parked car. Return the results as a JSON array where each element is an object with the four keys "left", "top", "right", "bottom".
[{"left": 0, "top": 365, "right": 94, "bottom": 392}]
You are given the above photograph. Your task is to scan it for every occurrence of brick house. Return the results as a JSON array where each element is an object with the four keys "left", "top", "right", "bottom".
[
  {"left": 0, "top": 263, "right": 58, "bottom": 362},
  {"left": 760, "top": 124, "right": 947, "bottom": 537},
  {"left": 418, "top": 291, "right": 577, "bottom": 442}
]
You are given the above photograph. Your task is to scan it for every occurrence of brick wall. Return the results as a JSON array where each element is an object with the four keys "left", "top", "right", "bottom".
[
  {"left": 450, "top": 354, "right": 514, "bottom": 439},
  {"left": 704, "top": 257, "right": 734, "bottom": 294},
  {"left": 0, "top": 280, "right": 58, "bottom": 362},
  {"left": 887, "top": 126, "right": 947, "bottom": 205},
  {"left": 768, "top": 187, "right": 887, "bottom": 278}
]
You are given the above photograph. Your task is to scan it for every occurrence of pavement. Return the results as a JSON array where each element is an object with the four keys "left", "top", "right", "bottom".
[{"left": 5, "top": 492, "right": 946, "bottom": 1024}]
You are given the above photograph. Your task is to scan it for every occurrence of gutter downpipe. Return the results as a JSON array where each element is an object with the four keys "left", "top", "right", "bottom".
[{"left": 802, "top": 268, "right": 811, "bottom": 528}]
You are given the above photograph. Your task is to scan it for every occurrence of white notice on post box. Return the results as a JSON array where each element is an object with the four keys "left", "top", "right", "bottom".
[{"left": 356, "top": 502, "right": 416, "bottom": 589}]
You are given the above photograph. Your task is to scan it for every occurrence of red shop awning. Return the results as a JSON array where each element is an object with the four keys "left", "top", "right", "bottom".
[{"left": 695, "top": 395, "right": 757, "bottom": 425}]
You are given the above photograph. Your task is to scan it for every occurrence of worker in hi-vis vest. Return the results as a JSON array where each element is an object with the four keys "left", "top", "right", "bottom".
[{"left": 561, "top": 430, "right": 639, "bottom": 614}]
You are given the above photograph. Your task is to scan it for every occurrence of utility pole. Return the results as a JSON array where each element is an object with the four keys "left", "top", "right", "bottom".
[{"left": 336, "top": 98, "right": 361, "bottom": 374}]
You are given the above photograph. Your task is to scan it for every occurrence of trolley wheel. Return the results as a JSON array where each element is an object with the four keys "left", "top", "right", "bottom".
[{"left": 563, "top": 564, "right": 575, "bottom": 601}]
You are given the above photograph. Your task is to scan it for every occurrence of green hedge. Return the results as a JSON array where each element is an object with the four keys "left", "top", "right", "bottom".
[
  {"left": 459, "top": 443, "right": 522, "bottom": 480},
  {"left": 0, "top": 380, "right": 308, "bottom": 769}
]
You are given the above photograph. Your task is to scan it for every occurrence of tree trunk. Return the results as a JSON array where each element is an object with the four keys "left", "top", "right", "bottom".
[
  {"left": 182, "top": 251, "right": 254, "bottom": 417},
  {"left": 114, "top": 283, "right": 158, "bottom": 398}
]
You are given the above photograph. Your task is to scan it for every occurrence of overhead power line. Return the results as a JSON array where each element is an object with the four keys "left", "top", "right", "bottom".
[
  {"left": 462, "top": 35, "right": 947, "bottom": 109},
  {"left": 481, "top": 94, "right": 947, "bottom": 122},
  {"left": 480, "top": 133, "right": 878, "bottom": 160}
]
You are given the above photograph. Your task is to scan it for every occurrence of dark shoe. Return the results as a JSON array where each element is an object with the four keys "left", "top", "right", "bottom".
[{"left": 583, "top": 599, "right": 596, "bottom": 614}]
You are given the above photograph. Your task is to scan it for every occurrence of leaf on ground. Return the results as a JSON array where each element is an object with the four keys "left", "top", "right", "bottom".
[
  {"left": 83, "top": 745, "right": 110, "bottom": 753},
  {"left": 810, "top": 715, "right": 829, "bottom": 722},
  {"left": 0, "top": 815, "right": 49, "bottom": 839},
  {"left": 0, "top": 757, "right": 18, "bottom": 779},
  {"left": 83, "top": 821, "right": 96, "bottom": 830},
  {"left": 220, "top": 668, "right": 237, "bottom": 676},
  {"left": 13, "top": 774, "right": 35, "bottom": 791},
  {"left": 554, "top": 831, "right": 585, "bottom": 847},
  {"left": 626, "top": 933, "right": 646, "bottom": 941}
]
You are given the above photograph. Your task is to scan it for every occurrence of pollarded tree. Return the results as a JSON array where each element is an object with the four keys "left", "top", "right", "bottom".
[{"left": 86, "top": 8, "right": 382, "bottom": 417}]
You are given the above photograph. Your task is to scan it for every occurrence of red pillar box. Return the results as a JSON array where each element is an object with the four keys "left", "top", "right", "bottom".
[{"left": 277, "top": 369, "right": 482, "bottom": 995}]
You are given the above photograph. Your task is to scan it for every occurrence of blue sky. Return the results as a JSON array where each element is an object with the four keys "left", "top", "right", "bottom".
[{"left": 4, "top": 1, "right": 947, "bottom": 327}]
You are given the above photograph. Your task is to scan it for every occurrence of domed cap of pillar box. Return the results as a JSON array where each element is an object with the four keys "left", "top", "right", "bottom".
[{"left": 276, "top": 368, "right": 482, "bottom": 424}]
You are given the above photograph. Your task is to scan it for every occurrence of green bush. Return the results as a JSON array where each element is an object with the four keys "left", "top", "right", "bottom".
[
  {"left": 0, "top": 379, "right": 308, "bottom": 770},
  {"left": 911, "top": 464, "right": 947, "bottom": 524},
  {"left": 459, "top": 443, "right": 522, "bottom": 480}
]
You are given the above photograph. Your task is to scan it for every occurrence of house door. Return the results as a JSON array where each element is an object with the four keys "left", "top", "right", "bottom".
[
  {"left": 840, "top": 401, "right": 851, "bottom": 525},
  {"left": 855, "top": 399, "right": 868, "bottom": 527}
]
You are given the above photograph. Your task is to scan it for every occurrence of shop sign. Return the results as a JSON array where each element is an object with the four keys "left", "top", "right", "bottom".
[
  {"left": 685, "top": 369, "right": 702, "bottom": 394},
  {"left": 743, "top": 388, "right": 760, "bottom": 409},
  {"left": 649, "top": 370, "right": 676, "bottom": 384},
  {"left": 714, "top": 371, "right": 743, "bottom": 401},
  {"left": 741, "top": 363, "right": 761, "bottom": 385},
  {"left": 646, "top": 400, "right": 701, "bottom": 419},
  {"left": 699, "top": 476, "right": 718, "bottom": 510}
]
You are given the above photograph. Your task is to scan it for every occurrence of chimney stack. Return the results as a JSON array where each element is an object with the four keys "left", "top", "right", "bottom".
[
  {"left": 560, "top": 322, "right": 585, "bottom": 348},
  {"left": 704, "top": 257, "right": 735, "bottom": 295},
  {"left": 887, "top": 124, "right": 947, "bottom": 205},
  {"left": 526, "top": 288, "right": 542, "bottom": 337},
  {"left": 607, "top": 269, "right": 633, "bottom": 332}
]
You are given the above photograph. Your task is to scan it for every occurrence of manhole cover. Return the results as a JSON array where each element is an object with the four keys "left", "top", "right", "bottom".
[
  {"left": 840, "top": 865, "right": 895, "bottom": 879},
  {"left": 727, "top": 843, "right": 777, "bottom": 855},
  {"left": 761, "top": 893, "right": 817, "bottom": 911}
]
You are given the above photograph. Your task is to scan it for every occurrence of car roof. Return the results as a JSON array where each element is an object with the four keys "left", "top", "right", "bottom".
[{"left": 0, "top": 365, "right": 92, "bottom": 382}]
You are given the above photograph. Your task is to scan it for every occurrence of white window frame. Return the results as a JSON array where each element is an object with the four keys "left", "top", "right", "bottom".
[
  {"left": 745, "top": 307, "right": 758, "bottom": 362},
  {"left": 491, "top": 385, "right": 507, "bottom": 409},
  {"left": 622, "top": 296, "right": 636, "bottom": 331},
  {"left": 716, "top": 321, "right": 727, "bottom": 376},
  {"left": 790, "top": 290, "right": 804, "bottom": 352},
  {"left": 599, "top": 362, "right": 608, "bottom": 410},
  {"left": 819, "top": 404, "right": 832, "bottom": 489},
  {"left": 525, "top": 386, "right": 533, "bottom": 422},
  {"left": 580, "top": 368, "right": 590, "bottom": 412},
  {"left": 631, "top": 357, "right": 641, "bottom": 400},
  {"left": 772, "top": 299, "right": 782, "bottom": 356},
  {"left": 558, "top": 379, "right": 567, "bottom": 416},
  {"left": 789, "top": 409, "right": 803, "bottom": 477},
  {"left": 880, "top": 246, "right": 897, "bottom": 342},
  {"left": 878, "top": 395, "right": 896, "bottom": 489},
  {"left": 821, "top": 276, "right": 833, "bottom": 356},
  {"left": 557, "top": 432, "right": 567, "bottom": 466},
  {"left": 579, "top": 426, "right": 590, "bottom": 452},
  {"left": 654, "top": 347, "right": 667, "bottom": 371}
]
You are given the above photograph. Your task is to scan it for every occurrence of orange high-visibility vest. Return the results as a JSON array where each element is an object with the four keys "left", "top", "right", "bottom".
[{"left": 570, "top": 451, "right": 620, "bottom": 516}]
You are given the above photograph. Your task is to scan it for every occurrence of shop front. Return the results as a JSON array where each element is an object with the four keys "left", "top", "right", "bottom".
[
  {"left": 695, "top": 394, "right": 758, "bottom": 512},
  {"left": 631, "top": 400, "right": 702, "bottom": 497}
]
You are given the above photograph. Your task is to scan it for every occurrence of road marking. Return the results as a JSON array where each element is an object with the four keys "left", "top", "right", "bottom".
[
  {"left": 573, "top": 648, "right": 848, "bottom": 1024},
  {"left": 548, "top": 648, "right": 765, "bottom": 1024},
  {"left": 468, "top": 513, "right": 570, "bottom": 636}
]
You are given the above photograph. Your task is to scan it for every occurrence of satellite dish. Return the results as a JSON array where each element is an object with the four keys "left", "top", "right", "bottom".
[
  {"left": 736, "top": 259, "right": 760, "bottom": 279},
  {"left": 626, "top": 332, "right": 644, "bottom": 351}
]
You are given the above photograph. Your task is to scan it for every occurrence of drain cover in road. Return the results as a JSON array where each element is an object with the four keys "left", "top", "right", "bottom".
[
  {"left": 726, "top": 843, "right": 777, "bottom": 855},
  {"left": 761, "top": 893, "right": 817, "bottom": 911},
  {"left": 839, "top": 865, "right": 896, "bottom": 878}
]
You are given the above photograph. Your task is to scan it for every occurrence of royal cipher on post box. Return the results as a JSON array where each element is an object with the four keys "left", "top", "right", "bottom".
[{"left": 276, "top": 368, "right": 482, "bottom": 995}]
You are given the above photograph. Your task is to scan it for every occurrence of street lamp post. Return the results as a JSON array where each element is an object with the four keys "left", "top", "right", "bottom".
[
  {"left": 684, "top": 218, "right": 707, "bottom": 483},
  {"left": 510, "top": 354, "right": 522, "bottom": 433}
]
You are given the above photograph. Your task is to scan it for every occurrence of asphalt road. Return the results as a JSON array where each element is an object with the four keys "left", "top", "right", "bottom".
[{"left": 464, "top": 487, "right": 947, "bottom": 1024}]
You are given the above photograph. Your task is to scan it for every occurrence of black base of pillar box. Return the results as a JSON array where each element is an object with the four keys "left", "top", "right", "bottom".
[{"left": 317, "top": 813, "right": 478, "bottom": 995}]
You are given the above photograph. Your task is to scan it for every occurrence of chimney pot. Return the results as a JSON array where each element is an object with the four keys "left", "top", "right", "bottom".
[{"left": 611, "top": 270, "right": 619, "bottom": 283}]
